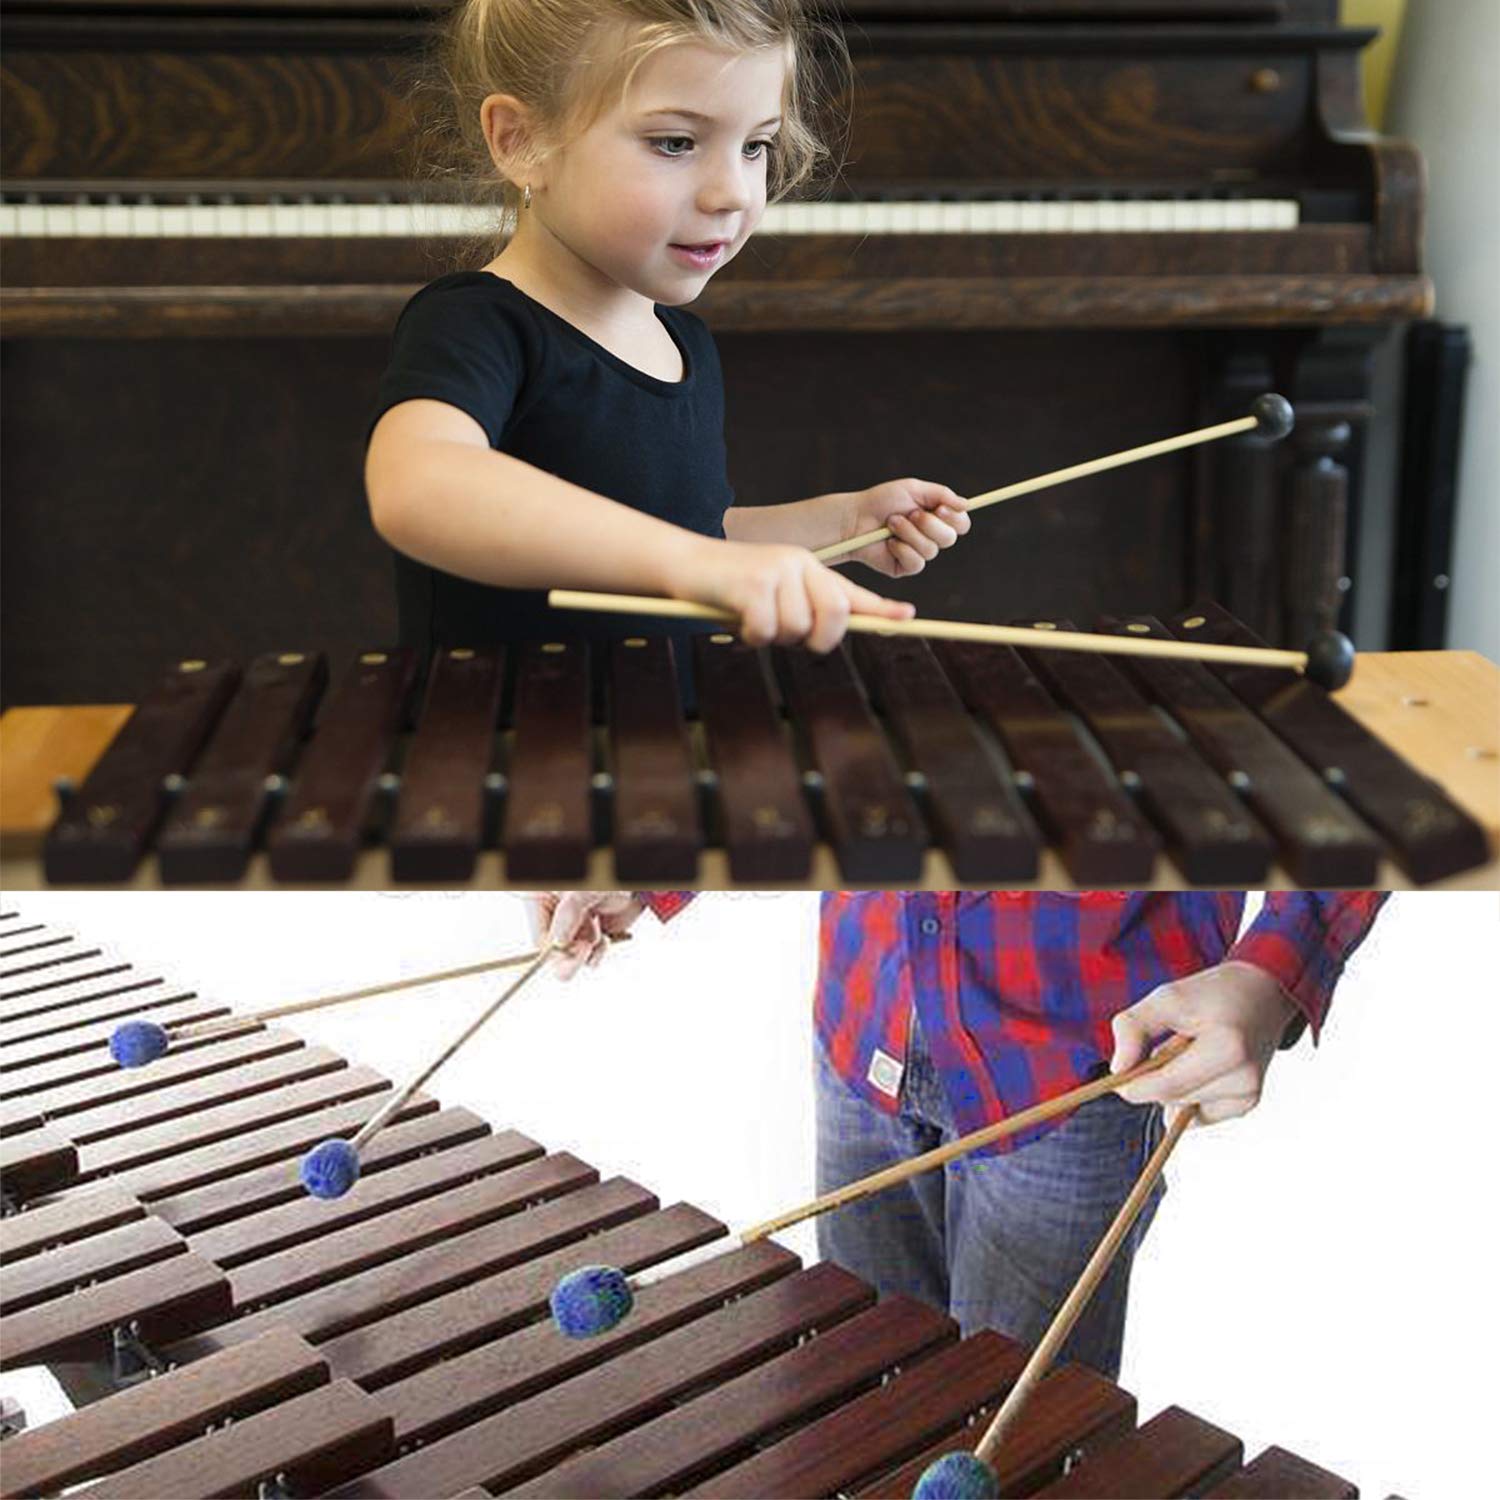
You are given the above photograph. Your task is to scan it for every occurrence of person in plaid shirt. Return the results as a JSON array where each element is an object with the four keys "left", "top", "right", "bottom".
[{"left": 531, "top": 890, "right": 1386, "bottom": 1379}]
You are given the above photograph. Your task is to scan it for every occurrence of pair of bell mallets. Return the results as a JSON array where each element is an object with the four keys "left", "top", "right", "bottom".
[
  {"left": 546, "top": 395, "right": 1358, "bottom": 692},
  {"left": 106, "top": 934, "right": 628, "bottom": 1199},
  {"left": 548, "top": 1033, "right": 1196, "bottom": 1500}
]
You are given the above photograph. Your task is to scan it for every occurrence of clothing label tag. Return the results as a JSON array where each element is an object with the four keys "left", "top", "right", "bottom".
[{"left": 867, "top": 1048, "right": 904, "bottom": 1098}]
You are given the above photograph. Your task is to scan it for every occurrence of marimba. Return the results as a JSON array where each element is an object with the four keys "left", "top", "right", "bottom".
[
  {"left": 2, "top": 603, "right": 1496, "bottom": 892},
  {"left": 0, "top": 911, "right": 1359, "bottom": 1498}
]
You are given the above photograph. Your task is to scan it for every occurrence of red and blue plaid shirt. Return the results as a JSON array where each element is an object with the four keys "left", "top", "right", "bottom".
[{"left": 641, "top": 892, "right": 1386, "bottom": 1152}]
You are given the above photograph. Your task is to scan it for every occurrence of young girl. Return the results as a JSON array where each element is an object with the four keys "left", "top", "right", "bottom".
[{"left": 365, "top": 0, "right": 971, "bottom": 665}]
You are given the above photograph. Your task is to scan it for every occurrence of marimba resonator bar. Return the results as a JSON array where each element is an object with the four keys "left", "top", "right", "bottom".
[
  {"left": 30, "top": 601, "right": 1491, "bottom": 890},
  {"left": 0, "top": 911, "right": 1361, "bottom": 1498}
]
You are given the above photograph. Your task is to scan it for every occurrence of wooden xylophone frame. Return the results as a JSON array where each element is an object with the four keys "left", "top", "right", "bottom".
[
  {"left": 16, "top": 601, "right": 1495, "bottom": 892},
  {"left": 0, "top": 911, "right": 1361, "bottom": 1499}
]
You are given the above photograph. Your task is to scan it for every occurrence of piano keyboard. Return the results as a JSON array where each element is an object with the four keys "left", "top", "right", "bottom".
[{"left": 0, "top": 196, "right": 1300, "bottom": 238}]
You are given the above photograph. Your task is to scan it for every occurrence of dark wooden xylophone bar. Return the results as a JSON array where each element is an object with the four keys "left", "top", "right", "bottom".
[
  {"left": 496, "top": 1293, "right": 956, "bottom": 1499},
  {"left": 265, "top": 648, "right": 417, "bottom": 882},
  {"left": 355, "top": 1239, "right": 801, "bottom": 1442},
  {"left": 936, "top": 638, "right": 1161, "bottom": 885},
  {"left": 686, "top": 1327, "right": 1030, "bottom": 1497},
  {"left": 503, "top": 640, "right": 593, "bottom": 880},
  {"left": 155, "top": 650, "right": 329, "bottom": 883},
  {"left": 0, "top": 1027, "right": 308, "bottom": 1136},
  {"left": 609, "top": 636, "right": 703, "bottom": 881},
  {"left": 775, "top": 643, "right": 926, "bottom": 882},
  {"left": 0, "top": 1328, "right": 329, "bottom": 1499},
  {"left": 1015, "top": 621, "right": 1273, "bottom": 884},
  {"left": 1166, "top": 602, "right": 1492, "bottom": 884},
  {"left": 852, "top": 635, "right": 1040, "bottom": 883},
  {"left": 42, "top": 658, "right": 240, "bottom": 883},
  {"left": 330, "top": 1263, "right": 912, "bottom": 1498},
  {"left": 1098, "top": 613, "right": 1384, "bottom": 885},
  {"left": 1027, "top": 1405, "right": 1244, "bottom": 1495},
  {"left": 693, "top": 633, "right": 815, "bottom": 882},
  {"left": 1206, "top": 1445, "right": 1361, "bottom": 1498},
  {"left": 388, "top": 646, "right": 505, "bottom": 883},
  {"left": 857, "top": 1362, "right": 1138, "bottom": 1498},
  {"left": 80, "top": 1378, "right": 395, "bottom": 1500},
  {"left": 163, "top": 1182, "right": 688, "bottom": 1359}
]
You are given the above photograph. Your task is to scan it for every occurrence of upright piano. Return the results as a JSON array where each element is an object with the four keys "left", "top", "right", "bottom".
[{"left": 0, "top": 0, "right": 1430, "bottom": 706}]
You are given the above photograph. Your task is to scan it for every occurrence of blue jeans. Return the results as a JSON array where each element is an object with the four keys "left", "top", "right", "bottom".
[{"left": 814, "top": 1016, "right": 1166, "bottom": 1380}]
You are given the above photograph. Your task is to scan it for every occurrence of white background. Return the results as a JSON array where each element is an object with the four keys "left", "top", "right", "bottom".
[{"left": 3, "top": 890, "right": 1496, "bottom": 1496}]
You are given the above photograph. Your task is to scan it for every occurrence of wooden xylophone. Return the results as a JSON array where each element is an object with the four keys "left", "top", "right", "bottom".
[
  {"left": 0, "top": 911, "right": 1360, "bottom": 1499},
  {"left": 1, "top": 602, "right": 1495, "bottom": 892}
]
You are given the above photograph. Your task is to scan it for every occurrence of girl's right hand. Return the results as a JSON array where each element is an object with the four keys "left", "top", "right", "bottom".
[{"left": 669, "top": 540, "right": 915, "bottom": 652}]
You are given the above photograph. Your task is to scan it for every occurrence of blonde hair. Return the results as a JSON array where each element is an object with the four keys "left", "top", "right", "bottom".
[{"left": 404, "top": 0, "right": 851, "bottom": 268}]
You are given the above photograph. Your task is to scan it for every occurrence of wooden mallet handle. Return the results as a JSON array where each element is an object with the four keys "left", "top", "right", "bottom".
[
  {"left": 974, "top": 1105, "right": 1197, "bottom": 1465},
  {"left": 813, "top": 395, "right": 1294, "bottom": 564},
  {"left": 546, "top": 590, "right": 1355, "bottom": 690}
]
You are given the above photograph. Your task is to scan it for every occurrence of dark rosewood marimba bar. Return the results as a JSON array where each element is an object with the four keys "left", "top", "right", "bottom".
[
  {"left": 4, "top": 602, "right": 1495, "bottom": 892},
  {"left": 0, "top": 912, "right": 1359, "bottom": 1498}
]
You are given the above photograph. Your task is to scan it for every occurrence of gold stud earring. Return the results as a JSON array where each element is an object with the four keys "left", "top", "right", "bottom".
[{"left": 522, "top": 183, "right": 532, "bottom": 209}]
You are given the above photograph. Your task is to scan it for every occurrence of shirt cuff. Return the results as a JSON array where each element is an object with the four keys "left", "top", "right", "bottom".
[
  {"left": 1227, "top": 893, "right": 1388, "bottom": 1046},
  {"left": 639, "top": 892, "right": 694, "bottom": 922}
]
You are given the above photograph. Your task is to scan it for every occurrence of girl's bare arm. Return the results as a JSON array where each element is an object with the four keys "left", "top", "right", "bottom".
[{"left": 367, "top": 399, "right": 704, "bottom": 593}]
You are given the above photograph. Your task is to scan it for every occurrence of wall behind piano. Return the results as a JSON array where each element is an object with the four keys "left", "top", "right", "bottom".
[{"left": 1355, "top": 0, "right": 1499, "bottom": 661}]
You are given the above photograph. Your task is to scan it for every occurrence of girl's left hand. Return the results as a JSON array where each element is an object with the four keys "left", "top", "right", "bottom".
[
  {"left": 838, "top": 479, "right": 971, "bottom": 577},
  {"left": 1108, "top": 962, "right": 1300, "bottom": 1127}
]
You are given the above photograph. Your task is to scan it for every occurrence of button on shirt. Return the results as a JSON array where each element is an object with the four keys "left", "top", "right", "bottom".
[{"left": 641, "top": 891, "right": 1386, "bottom": 1153}]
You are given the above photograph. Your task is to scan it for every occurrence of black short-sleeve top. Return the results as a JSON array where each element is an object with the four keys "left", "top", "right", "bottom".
[{"left": 367, "top": 270, "right": 735, "bottom": 657}]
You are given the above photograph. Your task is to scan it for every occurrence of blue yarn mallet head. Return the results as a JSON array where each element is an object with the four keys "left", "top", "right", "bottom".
[
  {"left": 912, "top": 1451, "right": 1000, "bottom": 1500},
  {"left": 109, "top": 1019, "right": 170, "bottom": 1068},
  {"left": 300, "top": 1137, "right": 361, "bottom": 1199},
  {"left": 550, "top": 1264, "right": 633, "bottom": 1339}
]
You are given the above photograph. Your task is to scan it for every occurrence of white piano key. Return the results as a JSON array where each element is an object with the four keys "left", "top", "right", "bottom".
[
  {"left": 835, "top": 201, "right": 862, "bottom": 234},
  {"left": 1039, "top": 201, "right": 1069, "bottom": 232},
  {"left": 1016, "top": 202, "right": 1044, "bottom": 232},
  {"left": 891, "top": 201, "right": 917, "bottom": 233},
  {"left": 72, "top": 204, "right": 106, "bottom": 237},
  {"left": 0, "top": 205, "right": 19, "bottom": 238},
  {"left": 1142, "top": 201, "right": 1175, "bottom": 231},
  {"left": 99, "top": 204, "right": 135, "bottom": 237},
  {"left": 1200, "top": 200, "right": 1230, "bottom": 230},
  {"left": 329, "top": 204, "right": 357, "bottom": 236},
  {"left": 16, "top": 204, "right": 51, "bottom": 237},
  {"left": 156, "top": 205, "right": 192, "bottom": 237},
  {"left": 350, "top": 205, "right": 386, "bottom": 235},
  {"left": 187, "top": 204, "right": 220, "bottom": 237},
  {"left": 1223, "top": 200, "right": 1253, "bottom": 230},
  {"left": 915, "top": 201, "right": 942, "bottom": 233},
  {"left": 1069, "top": 200, "right": 1101, "bottom": 233},
  {"left": 241, "top": 204, "right": 271, "bottom": 237}
]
